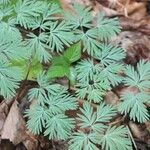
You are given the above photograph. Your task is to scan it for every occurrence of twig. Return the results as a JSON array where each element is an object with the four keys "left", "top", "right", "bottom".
[
  {"left": 109, "top": 115, "right": 126, "bottom": 125},
  {"left": 126, "top": 125, "right": 138, "bottom": 150}
]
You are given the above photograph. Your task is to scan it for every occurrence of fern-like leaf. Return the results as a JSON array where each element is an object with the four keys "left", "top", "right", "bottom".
[
  {"left": 0, "top": 5, "right": 13, "bottom": 20},
  {"left": 29, "top": 3, "right": 61, "bottom": 30},
  {"left": 25, "top": 32, "right": 51, "bottom": 63},
  {"left": 25, "top": 105, "right": 49, "bottom": 134},
  {"left": 0, "top": 23, "right": 27, "bottom": 62},
  {"left": 76, "top": 28, "right": 101, "bottom": 56},
  {"left": 100, "top": 63, "right": 124, "bottom": 86},
  {"left": 118, "top": 92, "right": 150, "bottom": 123},
  {"left": 15, "top": 0, "right": 46, "bottom": 28},
  {"left": 0, "top": 0, "right": 10, "bottom": 5},
  {"left": 28, "top": 72, "right": 62, "bottom": 105},
  {"left": 69, "top": 131, "right": 99, "bottom": 150},
  {"left": 44, "top": 114, "right": 75, "bottom": 140},
  {"left": 76, "top": 74, "right": 110, "bottom": 103},
  {"left": 95, "top": 44, "right": 125, "bottom": 66},
  {"left": 100, "top": 126, "right": 132, "bottom": 150},
  {"left": 28, "top": 72, "right": 77, "bottom": 113},
  {"left": 45, "top": 90, "right": 78, "bottom": 114},
  {"left": 78, "top": 102, "right": 117, "bottom": 132},
  {"left": 76, "top": 59, "right": 102, "bottom": 82},
  {"left": 65, "top": 3, "right": 92, "bottom": 29},
  {"left": 46, "top": 21, "right": 74, "bottom": 52},
  {"left": 96, "top": 12, "right": 121, "bottom": 41},
  {"left": 123, "top": 60, "right": 150, "bottom": 91},
  {"left": 0, "top": 62, "right": 22, "bottom": 99}
]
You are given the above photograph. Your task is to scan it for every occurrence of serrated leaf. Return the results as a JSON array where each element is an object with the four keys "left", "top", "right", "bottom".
[
  {"left": 28, "top": 58, "right": 43, "bottom": 80},
  {"left": 51, "top": 55, "right": 70, "bottom": 66},
  {"left": 47, "top": 65, "right": 70, "bottom": 79},
  {"left": 10, "top": 57, "right": 43, "bottom": 80},
  {"left": 64, "top": 42, "right": 81, "bottom": 63},
  {"left": 47, "top": 55, "right": 70, "bottom": 79}
]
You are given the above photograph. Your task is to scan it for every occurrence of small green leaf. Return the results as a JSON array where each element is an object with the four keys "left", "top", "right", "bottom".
[
  {"left": 10, "top": 59, "right": 28, "bottom": 79},
  {"left": 47, "top": 55, "right": 71, "bottom": 79},
  {"left": 52, "top": 55, "right": 70, "bottom": 66},
  {"left": 47, "top": 43, "right": 81, "bottom": 80},
  {"left": 28, "top": 58, "right": 43, "bottom": 80},
  {"left": 10, "top": 57, "right": 43, "bottom": 80},
  {"left": 47, "top": 65, "right": 70, "bottom": 79},
  {"left": 64, "top": 42, "right": 81, "bottom": 63}
]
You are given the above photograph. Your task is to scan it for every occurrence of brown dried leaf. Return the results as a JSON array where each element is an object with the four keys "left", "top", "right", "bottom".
[
  {"left": 127, "top": 2, "right": 147, "bottom": 20},
  {"left": 59, "top": 0, "right": 93, "bottom": 11},
  {"left": 104, "top": 91, "right": 119, "bottom": 105},
  {"left": 0, "top": 113, "right": 6, "bottom": 135},
  {"left": 129, "top": 121, "right": 148, "bottom": 140},
  {"left": 23, "top": 128, "right": 39, "bottom": 150},
  {"left": 23, "top": 135, "right": 38, "bottom": 150},
  {"left": 0, "top": 100, "right": 13, "bottom": 135},
  {"left": 60, "top": 0, "right": 122, "bottom": 17},
  {"left": 111, "top": 31, "right": 150, "bottom": 64},
  {"left": 115, "top": 86, "right": 139, "bottom": 97},
  {"left": 1, "top": 101, "right": 27, "bottom": 145}
]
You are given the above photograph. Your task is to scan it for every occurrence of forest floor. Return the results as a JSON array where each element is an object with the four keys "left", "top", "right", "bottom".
[{"left": 0, "top": 0, "right": 150, "bottom": 150}]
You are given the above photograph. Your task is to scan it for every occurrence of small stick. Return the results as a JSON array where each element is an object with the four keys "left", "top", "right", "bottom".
[{"left": 126, "top": 125, "right": 138, "bottom": 150}]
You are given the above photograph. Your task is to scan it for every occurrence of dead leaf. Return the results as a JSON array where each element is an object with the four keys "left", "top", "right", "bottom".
[
  {"left": 119, "top": 1, "right": 147, "bottom": 20},
  {"left": 129, "top": 121, "right": 148, "bottom": 141},
  {"left": 104, "top": 91, "right": 119, "bottom": 105},
  {"left": 111, "top": 31, "right": 150, "bottom": 64},
  {"left": 0, "top": 100, "right": 12, "bottom": 134},
  {"left": 23, "top": 137, "right": 38, "bottom": 150},
  {"left": 0, "top": 113, "right": 6, "bottom": 134},
  {"left": 121, "top": 86, "right": 139, "bottom": 95},
  {"left": 1, "top": 100, "right": 27, "bottom": 145}
]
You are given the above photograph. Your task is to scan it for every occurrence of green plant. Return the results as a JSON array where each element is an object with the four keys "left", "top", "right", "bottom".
[{"left": 0, "top": 0, "right": 149, "bottom": 150}]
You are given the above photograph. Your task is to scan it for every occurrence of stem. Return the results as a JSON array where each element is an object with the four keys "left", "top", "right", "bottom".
[
  {"left": 68, "top": 79, "right": 71, "bottom": 90},
  {"left": 126, "top": 125, "right": 138, "bottom": 150},
  {"left": 15, "top": 59, "right": 32, "bottom": 102}
]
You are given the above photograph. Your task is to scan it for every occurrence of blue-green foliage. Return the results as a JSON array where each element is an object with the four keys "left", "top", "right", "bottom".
[
  {"left": 0, "top": 0, "right": 149, "bottom": 149},
  {"left": 118, "top": 60, "right": 150, "bottom": 123},
  {"left": 69, "top": 102, "right": 132, "bottom": 150},
  {"left": 75, "top": 44, "right": 125, "bottom": 102},
  {"left": 25, "top": 72, "right": 77, "bottom": 139}
]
